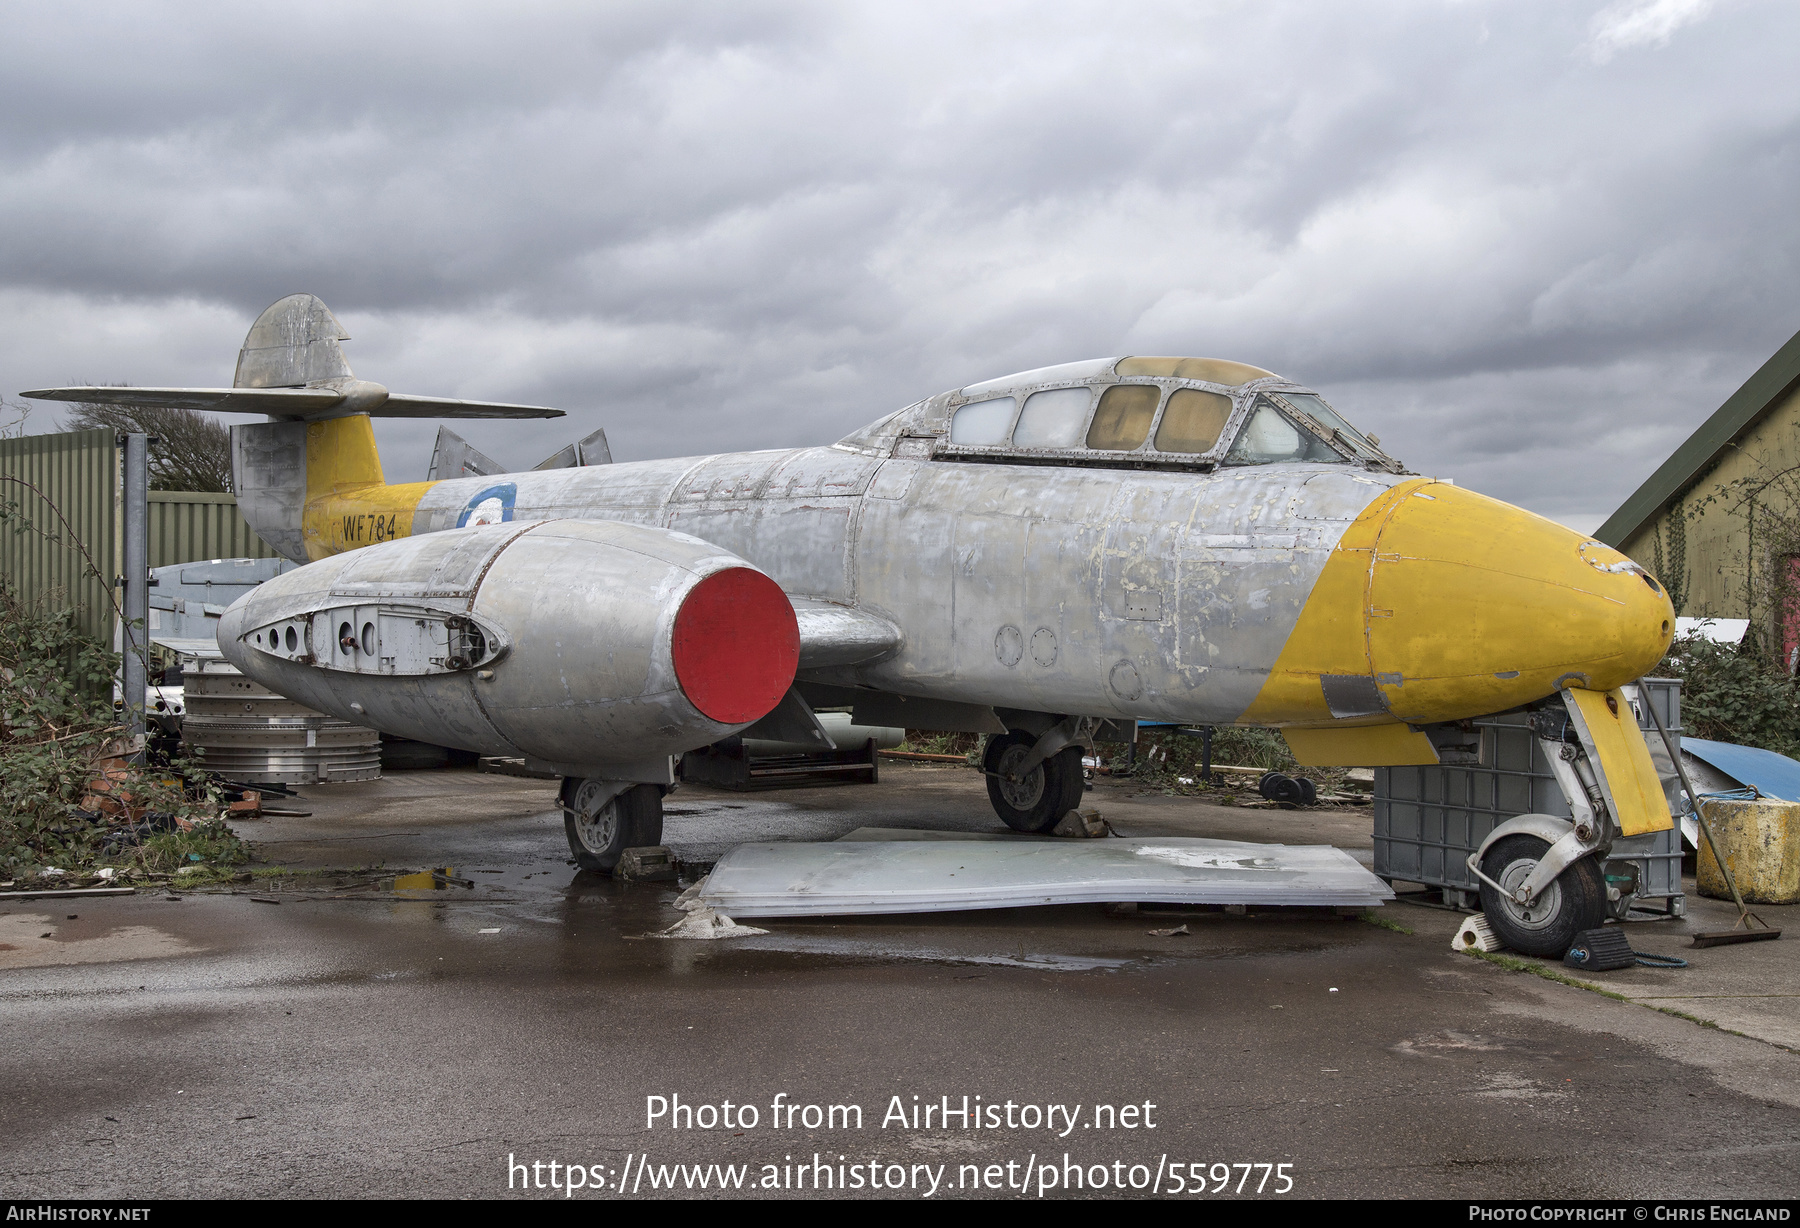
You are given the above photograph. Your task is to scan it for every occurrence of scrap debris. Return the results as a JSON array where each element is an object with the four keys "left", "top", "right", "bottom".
[{"left": 658, "top": 881, "right": 769, "bottom": 940}]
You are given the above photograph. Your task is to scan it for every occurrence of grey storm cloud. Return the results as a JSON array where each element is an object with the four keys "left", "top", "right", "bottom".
[{"left": 3, "top": 0, "right": 1797, "bottom": 529}]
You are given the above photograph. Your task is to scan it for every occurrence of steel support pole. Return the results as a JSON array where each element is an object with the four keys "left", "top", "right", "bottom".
[{"left": 121, "top": 433, "right": 149, "bottom": 759}]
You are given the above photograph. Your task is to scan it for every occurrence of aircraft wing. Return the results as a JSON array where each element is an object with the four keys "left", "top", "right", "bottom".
[
  {"left": 791, "top": 599, "right": 902, "bottom": 670},
  {"left": 22, "top": 385, "right": 563, "bottom": 421}
]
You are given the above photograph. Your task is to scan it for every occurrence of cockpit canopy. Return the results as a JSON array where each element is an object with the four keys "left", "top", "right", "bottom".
[{"left": 837, "top": 355, "right": 1403, "bottom": 473}]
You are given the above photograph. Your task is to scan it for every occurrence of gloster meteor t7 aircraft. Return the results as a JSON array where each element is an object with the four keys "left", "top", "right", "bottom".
[{"left": 27, "top": 294, "right": 1677, "bottom": 954}]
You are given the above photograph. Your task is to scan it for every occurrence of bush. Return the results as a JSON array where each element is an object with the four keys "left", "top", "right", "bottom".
[
  {"left": 1656, "top": 634, "right": 1800, "bottom": 757},
  {"left": 0, "top": 582, "right": 230, "bottom": 879},
  {"left": 896, "top": 729, "right": 982, "bottom": 759}
]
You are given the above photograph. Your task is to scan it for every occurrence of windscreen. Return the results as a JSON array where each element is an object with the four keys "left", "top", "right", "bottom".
[
  {"left": 1222, "top": 396, "right": 1351, "bottom": 466},
  {"left": 1269, "top": 393, "right": 1390, "bottom": 464}
]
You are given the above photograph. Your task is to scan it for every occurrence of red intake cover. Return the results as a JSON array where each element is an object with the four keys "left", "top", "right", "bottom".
[{"left": 670, "top": 567, "right": 799, "bottom": 725}]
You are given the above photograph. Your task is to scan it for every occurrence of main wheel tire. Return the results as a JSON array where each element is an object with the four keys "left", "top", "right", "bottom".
[
  {"left": 562, "top": 779, "right": 663, "bottom": 873},
  {"left": 984, "top": 731, "right": 1085, "bottom": 833},
  {"left": 1477, "top": 834, "right": 1608, "bottom": 956}
]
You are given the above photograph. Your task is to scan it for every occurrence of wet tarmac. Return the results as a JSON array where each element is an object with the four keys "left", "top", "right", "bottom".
[{"left": 3, "top": 763, "right": 1797, "bottom": 1200}]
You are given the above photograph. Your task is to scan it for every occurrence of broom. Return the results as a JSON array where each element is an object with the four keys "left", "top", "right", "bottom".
[{"left": 1642, "top": 695, "right": 1780, "bottom": 947}]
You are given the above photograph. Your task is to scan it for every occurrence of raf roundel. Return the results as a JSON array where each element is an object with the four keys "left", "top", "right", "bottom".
[
  {"left": 456, "top": 483, "right": 517, "bottom": 528},
  {"left": 671, "top": 568, "right": 800, "bottom": 725}
]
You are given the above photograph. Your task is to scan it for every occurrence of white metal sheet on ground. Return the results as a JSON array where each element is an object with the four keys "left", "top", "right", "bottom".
[
  {"left": 834, "top": 826, "right": 1055, "bottom": 842},
  {"left": 697, "top": 836, "right": 1393, "bottom": 917}
]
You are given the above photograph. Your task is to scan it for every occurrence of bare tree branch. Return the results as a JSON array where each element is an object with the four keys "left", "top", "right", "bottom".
[{"left": 62, "top": 393, "right": 233, "bottom": 493}]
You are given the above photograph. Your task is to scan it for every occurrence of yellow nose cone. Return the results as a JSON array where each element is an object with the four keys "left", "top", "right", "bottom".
[
  {"left": 1242, "top": 479, "right": 1675, "bottom": 729},
  {"left": 1368, "top": 483, "right": 1674, "bottom": 722}
]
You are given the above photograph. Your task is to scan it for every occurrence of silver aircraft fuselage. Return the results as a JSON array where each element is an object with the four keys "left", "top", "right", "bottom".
[{"left": 407, "top": 443, "right": 1365, "bottom": 727}]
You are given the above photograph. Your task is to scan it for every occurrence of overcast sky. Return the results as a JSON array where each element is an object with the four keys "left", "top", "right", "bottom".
[{"left": 3, "top": 0, "right": 1796, "bottom": 531}]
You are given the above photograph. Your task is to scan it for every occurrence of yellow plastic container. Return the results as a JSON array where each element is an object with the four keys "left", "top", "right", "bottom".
[{"left": 1696, "top": 798, "right": 1800, "bottom": 904}]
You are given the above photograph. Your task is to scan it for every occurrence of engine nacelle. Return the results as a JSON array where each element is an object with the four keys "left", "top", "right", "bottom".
[{"left": 217, "top": 519, "right": 800, "bottom": 774}]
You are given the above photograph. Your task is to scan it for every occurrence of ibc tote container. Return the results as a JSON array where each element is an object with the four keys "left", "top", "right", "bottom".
[{"left": 1374, "top": 678, "right": 1684, "bottom": 915}]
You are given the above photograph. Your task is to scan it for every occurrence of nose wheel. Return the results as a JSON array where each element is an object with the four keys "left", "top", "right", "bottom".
[
  {"left": 561, "top": 778, "right": 664, "bottom": 873},
  {"left": 1476, "top": 833, "right": 1607, "bottom": 956},
  {"left": 983, "top": 730, "right": 1085, "bottom": 833}
]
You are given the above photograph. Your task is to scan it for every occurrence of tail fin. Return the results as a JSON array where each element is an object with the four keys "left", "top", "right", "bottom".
[
  {"left": 234, "top": 293, "right": 355, "bottom": 389},
  {"left": 427, "top": 426, "right": 506, "bottom": 481},
  {"left": 228, "top": 295, "right": 421, "bottom": 563},
  {"left": 233, "top": 295, "right": 390, "bottom": 562},
  {"left": 533, "top": 426, "right": 613, "bottom": 470}
]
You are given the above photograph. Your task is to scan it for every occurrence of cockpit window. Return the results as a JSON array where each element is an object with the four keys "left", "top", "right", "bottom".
[
  {"left": 1270, "top": 393, "right": 1389, "bottom": 464},
  {"left": 1013, "top": 387, "right": 1092, "bottom": 449},
  {"left": 1223, "top": 396, "right": 1351, "bottom": 466},
  {"left": 949, "top": 397, "right": 1016, "bottom": 445},
  {"left": 1085, "top": 384, "right": 1159, "bottom": 450},
  {"left": 1154, "top": 388, "right": 1233, "bottom": 454}
]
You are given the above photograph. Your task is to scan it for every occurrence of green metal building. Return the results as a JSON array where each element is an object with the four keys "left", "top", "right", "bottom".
[{"left": 1599, "top": 327, "right": 1800, "bottom": 658}]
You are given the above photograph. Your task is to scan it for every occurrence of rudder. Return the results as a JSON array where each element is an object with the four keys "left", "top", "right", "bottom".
[{"left": 234, "top": 415, "right": 427, "bottom": 563}]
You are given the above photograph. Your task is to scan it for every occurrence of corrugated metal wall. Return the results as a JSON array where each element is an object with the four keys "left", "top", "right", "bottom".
[
  {"left": 148, "top": 491, "right": 279, "bottom": 570},
  {"left": 1, "top": 430, "right": 276, "bottom": 645},
  {"left": 0, "top": 427, "right": 120, "bottom": 643}
]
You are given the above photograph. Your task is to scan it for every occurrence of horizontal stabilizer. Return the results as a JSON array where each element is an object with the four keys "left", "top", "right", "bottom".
[
  {"left": 791, "top": 599, "right": 902, "bottom": 670},
  {"left": 21, "top": 384, "right": 564, "bottom": 421},
  {"left": 374, "top": 392, "right": 564, "bottom": 420},
  {"left": 534, "top": 427, "right": 612, "bottom": 470},
  {"left": 22, "top": 293, "right": 564, "bottom": 422}
]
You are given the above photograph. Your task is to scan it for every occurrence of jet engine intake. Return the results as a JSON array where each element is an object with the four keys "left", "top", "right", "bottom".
[{"left": 218, "top": 519, "right": 800, "bottom": 770}]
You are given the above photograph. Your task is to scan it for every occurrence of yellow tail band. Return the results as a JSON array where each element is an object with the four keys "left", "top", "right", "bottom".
[{"left": 299, "top": 416, "right": 436, "bottom": 560}]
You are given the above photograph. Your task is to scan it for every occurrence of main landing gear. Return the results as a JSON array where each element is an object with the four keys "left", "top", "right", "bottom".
[
  {"left": 560, "top": 778, "right": 665, "bottom": 873},
  {"left": 983, "top": 728, "right": 1087, "bottom": 833}
]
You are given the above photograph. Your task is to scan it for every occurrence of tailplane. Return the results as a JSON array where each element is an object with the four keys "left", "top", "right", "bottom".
[
  {"left": 24, "top": 293, "right": 563, "bottom": 423},
  {"left": 22, "top": 293, "right": 566, "bottom": 564}
]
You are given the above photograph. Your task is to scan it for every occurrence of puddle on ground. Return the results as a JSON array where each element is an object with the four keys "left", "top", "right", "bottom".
[{"left": 0, "top": 913, "right": 197, "bottom": 969}]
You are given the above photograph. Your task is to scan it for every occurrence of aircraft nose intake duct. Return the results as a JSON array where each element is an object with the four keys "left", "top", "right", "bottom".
[
  {"left": 217, "top": 519, "right": 800, "bottom": 770},
  {"left": 1364, "top": 483, "right": 1674, "bottom": 722},
  {"left": 1246, "top": 479, "right": 1676, "bottom": 731}
]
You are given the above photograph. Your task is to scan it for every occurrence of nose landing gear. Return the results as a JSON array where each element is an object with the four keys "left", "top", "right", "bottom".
[{"left": 1476, "top": 833, "right": 1608, "bottom": 955}]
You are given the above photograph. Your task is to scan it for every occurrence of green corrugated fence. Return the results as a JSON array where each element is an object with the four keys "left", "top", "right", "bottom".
[
  {"left": 1, "top": 429, "right": 276, "bottom": 646},
  {"left": 0, "top": 427, "right": 121, "bottom": 643},
  {"left": 147, "top": 490, "right": 279, "bottom": 571}
]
